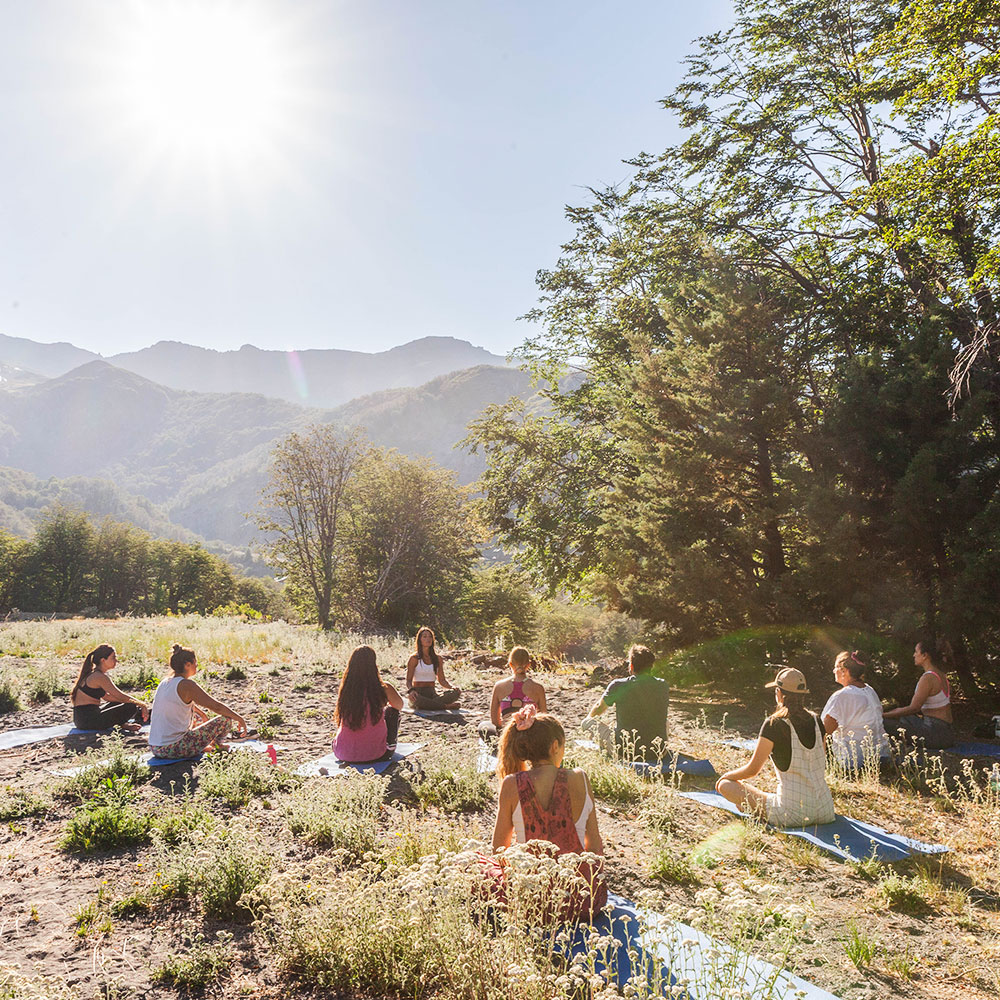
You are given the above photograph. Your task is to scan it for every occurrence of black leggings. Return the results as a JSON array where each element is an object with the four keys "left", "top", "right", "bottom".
[
  {"left": 385, "top": 707, "right": 401, "bottom": 746},
  {"left": 73, "top": 703, "right": 143, "bottom": 732}
]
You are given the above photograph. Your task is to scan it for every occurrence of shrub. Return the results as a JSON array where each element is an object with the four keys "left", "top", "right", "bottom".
[
  {"left": 0, "top": 787, "right": 49, "bottom": 822},
  {"left": 27, "top": 664, "right": 67, "bottom": 703},
  {"left": 149, "top": 795, "right": 216, "bottom": 845},
  {"left": 59, "top": 779, "right": 151, "bottom": 853},
  {"left": 197, "top": 750, "right": 299, "bottom": 808},
  {"left": 74, "top": 890, "right": 114, "bottom": 937},
  {"left": 650, "top": 842, "right": 698, "bottom": 885},
  {"left": 878, "top": 874, "right": 932, "bottom": 914},
  {"left": 257, "top": 706, "right": 285, "bottom": 739},
  {"left": 115, "top": 661, "right": 160, "bottom": 691},
  {"left": 55, "top": 733, "right": 151, "bottom": 802},
  {"left": 0, "top": 673, "right": 21, "bottom": 714},
  {"left": 844, "top": 921, "right": 879, "bottom": 968},
  {"left": 284, "top": 776, "right": 385, "bottom": 857},
  {"left": 225, "top": 664, "right": 247, "bottom": 680},
  {"left": 409, "top": 745, "right": 493, "bottom": 813},
  {"left": 152, "top": 932, "right": 235, "bottom": 993}
]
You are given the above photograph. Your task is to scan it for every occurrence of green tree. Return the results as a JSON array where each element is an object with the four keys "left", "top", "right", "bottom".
[
  {"left": 460, "top": 564, "right": 538, "bottom": 646},
  {"left": 21, "top": 505, "right": 95, "bottom": 611},
  {"left": 338, "top": 450, "right": 480, "bottom": 632},
  {"left": 0, "top": 530, "right": 29, "bottom": 611},
  {"left": 255, "top": 424, "right": 367, "bottom": 629},
  {"left": 92, "top": 518, "right": 152, "bottom": 613}
]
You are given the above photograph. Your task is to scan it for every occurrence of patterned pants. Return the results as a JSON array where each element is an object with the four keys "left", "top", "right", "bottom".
[{"left": 150, "top": 716, "right": 229, "bottom": 760}]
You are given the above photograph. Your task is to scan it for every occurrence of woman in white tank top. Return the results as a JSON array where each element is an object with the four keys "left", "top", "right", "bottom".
[
  {"left": 405, "top": 627, "right": 461, "bottom": 711},
  {"left": 883, "top": 639, "right": 955, "bottom": 751},
  {"left": 149, "top": 644, "right": 248, "bottom": 760}
]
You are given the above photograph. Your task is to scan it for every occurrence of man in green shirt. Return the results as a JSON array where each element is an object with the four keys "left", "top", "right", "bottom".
[{"left": 582, "top": 644, "right": 670, "bottom": 762}]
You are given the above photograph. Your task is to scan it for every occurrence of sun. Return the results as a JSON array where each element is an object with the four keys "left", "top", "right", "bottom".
[{"left": 99, "top": 1, "right": 306, "bottom": 174}]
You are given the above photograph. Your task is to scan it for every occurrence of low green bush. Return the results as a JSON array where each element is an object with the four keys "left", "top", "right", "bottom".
[
  {"left": 0, "top": 673, "right": 21, "bottom": 714},
  {"left": 410, "top": 746, "right": 492, "bottom": 814},
  {"left": 60, "top": 779, "right": 151, "bottom": 853},
  {"left": 152, "top": 932, "right": 235, "bottom": 993},
  {"left": 197, "top": 749, "right": 299, "bottom": 808},
  {"left": 55, "top": 733, "right": 150, "bottom": 802}
]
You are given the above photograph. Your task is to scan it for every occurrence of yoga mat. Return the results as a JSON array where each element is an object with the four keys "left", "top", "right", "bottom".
[
  {"left": 297, "top": 742, "right": 424, "bottom": 778},
  {"left": 561, "top": 894, "right": 840, "bottom": 999},
  {"left": 402, "top": 706, "right": 476, "bottom": 719},
  {"left": 678, "top": 789, "right": 948, "bottom": 862},
  {"left": 476, "top": 746, "right": 499, "bottom": 774},
  {"left": 574, "top": 739, "right": 717, "bottom": 778},
  {"left": 55, "top": 740, "right": 282, "bottom": 774},
  {"left": 720, "top": 737, "right": 757, "bottom": 751},
  {"left": 0, "top": 723, "right": 149, "bottom": 750},
  {"left": 949, "top": 741, "right": 1000, "bottom": 759},
  {"left": 145, "top": 740, "right": 283, "bottom": 767}
]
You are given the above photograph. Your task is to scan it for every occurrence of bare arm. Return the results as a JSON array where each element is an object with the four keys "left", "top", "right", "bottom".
[
  {"left": 533, "top": 681, "right": 547, "bottom": 714},
  {"left": 489, "top": 683, "right": 503, "bottom": 728},
  {"left": 93, "top": 674, "right": 148, "bottom": 710},
  {"left": 383, "top": 681, "right": 403, "bottom": 711},
  {"left": 178, "top": 679, "right": 247, "bottom": 736},
  {"left": 582, "top": 771, "right": 603, "bottom": 855},
  {"left": 823, "top": 713, "right": 838, "bottom": 736},
  {"left": 586, "top": 697, "right": 609, "bottom": 719},
  {"left": 719, "top": 736, "right": 774, "bottom": 782},
  {"left": 436, "top": 662, "right": 456, "bottom": 690},
  {"left": 884, "top": 675, "right": 936, "bottom": 719},
  {"left": 492, "top": 776, "right": 517, "bottom": 850},
  {"left": 405, "top": 656, "right": 417, "bottom": 691}
]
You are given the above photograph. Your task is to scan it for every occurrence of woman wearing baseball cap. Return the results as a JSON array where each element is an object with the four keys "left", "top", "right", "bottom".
[{"left": 716, "top": 667, "right": 835, "bottom": 827}]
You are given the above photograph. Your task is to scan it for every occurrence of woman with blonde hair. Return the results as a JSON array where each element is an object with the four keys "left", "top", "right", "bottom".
[
  {"left": 478, "top": 646, "right": 547, "bottom": 742},
  {"left": 491, "top": 706, "right": 606, "bottom": 919},
  {"left": 716, "top": 667, "right": 835, "bottom": 827},
  {"left": 405, "top": 626, "right": 461, "bottom": 710}
]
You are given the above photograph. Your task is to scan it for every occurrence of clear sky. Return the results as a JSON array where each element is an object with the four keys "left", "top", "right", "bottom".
[{"left": 0, "top": 0, "right": 731, "bottom": 358}]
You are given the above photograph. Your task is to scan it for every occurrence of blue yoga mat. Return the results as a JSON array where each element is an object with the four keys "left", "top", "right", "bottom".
[
  {"left": 678, "top": 789, "right": 948, "bottom": 862},
  {"left": 949, "top": 741, "right": 1000, "bottom": 759},
  {"left": 574, "top": 739, "right": 717, "bottom": 778},
  {"left": 0, "top": 723, "right": 150, "bottom": 750},
  {"left": 297, "top": 742, "right": 424, "bottom": 778},
  {"left": 560, "top": 893, "right": 840, "bottom": 999},
  {"left": 144, "top": 739, "right": 282, "bottom": 767}
]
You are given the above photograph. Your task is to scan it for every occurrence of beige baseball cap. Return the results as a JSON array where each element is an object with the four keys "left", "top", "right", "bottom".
[{"left": 764, "top": 666, "right": 809, "bottom": 694}]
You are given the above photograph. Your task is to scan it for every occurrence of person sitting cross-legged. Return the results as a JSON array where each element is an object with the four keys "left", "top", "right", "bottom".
[
  {"left": 716, "top": 667, "right": 835, "bottom": 828},
  {"left": 582, "top": 644, "right": 669, "bottom": 762},
  {"left": 477, "top": 646, "right": 547, "bottom": 744},
  {"left": 405, "top": 626, "right": 461, "bottom": 710},
  {"left": 148, "top": 644, "right": 247, "bottom": 760},
  {"left": 334, "top": 645, "right": 403, "bottom": 762}
]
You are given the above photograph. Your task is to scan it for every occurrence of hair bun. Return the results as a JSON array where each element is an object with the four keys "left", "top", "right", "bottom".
[{"left": 172, "top": 643, "right": 182, "bottom": 653}]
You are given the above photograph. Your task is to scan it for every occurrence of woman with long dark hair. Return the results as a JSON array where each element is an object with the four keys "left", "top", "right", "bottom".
[
  {"left": 70, "top": 644, "right": 148, "bottom": 732},
  {"left": 883, "top": 638, "right": 955, "bottom": 751},
  {"left": 148, "top": 644, "right": 247, "bottom": 760},
  {"left": 334, "top": 645, "right": 403, "bottom": 762},
  {"left": 491, "top": 706, "right": 606, "bottom": 920},
  {"left": 405, "top": 626, "right": 461, "bottom": 710},
  {"left": 716, "top": 667, "right": 835, "bottom": 827}
]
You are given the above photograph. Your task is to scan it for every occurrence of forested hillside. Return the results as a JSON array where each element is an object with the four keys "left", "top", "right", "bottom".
[{"left": 0, "top": 360, "right": 532, "bottom": 546}]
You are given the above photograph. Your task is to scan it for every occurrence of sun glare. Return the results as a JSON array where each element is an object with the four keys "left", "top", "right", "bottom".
[{"left": 101, "top": 2, "right": 305, "bottom": 174}]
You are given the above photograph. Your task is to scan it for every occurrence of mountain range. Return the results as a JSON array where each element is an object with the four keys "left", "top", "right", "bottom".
[
  {"left": 0, "top": 332, "right": 508, "bottom": 408},
  {"left": 0, "top": 333, "right": 531, "bottom": 557}
]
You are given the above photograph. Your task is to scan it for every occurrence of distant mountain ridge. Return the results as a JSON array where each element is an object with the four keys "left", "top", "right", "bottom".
[
  {"left": 0, "top": 360, "right": 532, "bottom": 546},
  {"left": 0, "top": 332, "right": 99, "bottom": 377}
]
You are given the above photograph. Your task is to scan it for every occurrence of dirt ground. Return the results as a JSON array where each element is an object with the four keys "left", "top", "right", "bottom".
[{"left": 0, "top": 628, "right": 998, "bottom": 1000}]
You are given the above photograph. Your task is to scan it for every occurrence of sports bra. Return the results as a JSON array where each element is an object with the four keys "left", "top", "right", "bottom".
[
  {"left": 78, "top": 676, "right": 105, "bottom": 700},
  {"left": 920, "top": 671, "right": 950, "bottom": 710},
  {"left": 499, "top": 679, "right": 535, "bottom": 717},
  {"left": 412, "top": 658, "right": 438, "bottom": 684}
]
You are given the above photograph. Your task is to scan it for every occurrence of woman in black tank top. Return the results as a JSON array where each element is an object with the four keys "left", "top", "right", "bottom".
[{"left": 70, "top": 644, "right": 149, "bottom": 733}]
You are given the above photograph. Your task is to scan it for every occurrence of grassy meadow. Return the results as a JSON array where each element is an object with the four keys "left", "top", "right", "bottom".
[{"left": 0, "top": 616, "right": 997, "bottom": 999}]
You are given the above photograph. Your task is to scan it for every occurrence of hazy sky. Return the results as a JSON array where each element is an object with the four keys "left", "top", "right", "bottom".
[{"left": 0, "top": 1, "right": 731, "bottom": 358}]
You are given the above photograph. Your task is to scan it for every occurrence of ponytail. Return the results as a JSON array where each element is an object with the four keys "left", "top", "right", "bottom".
[
  {"left": 169, "top": 643, "right": 196, "bottom": 675},
  {"left": 71, "top": 644, "right": 114, "bottom": 699},
  {"left": 497, "top": 712, "right": 565, "bottom": 781},
  {"left": 768, "top": 689, "right": 811, "bottom": 724}
]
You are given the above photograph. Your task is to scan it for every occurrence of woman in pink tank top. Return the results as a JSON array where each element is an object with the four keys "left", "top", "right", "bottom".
[
  {"left": 334, "top": 646, "right": 404, "bottom": 762},
  {"left": 490, "top": 707, "right": 606, "bottom": 920}
]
